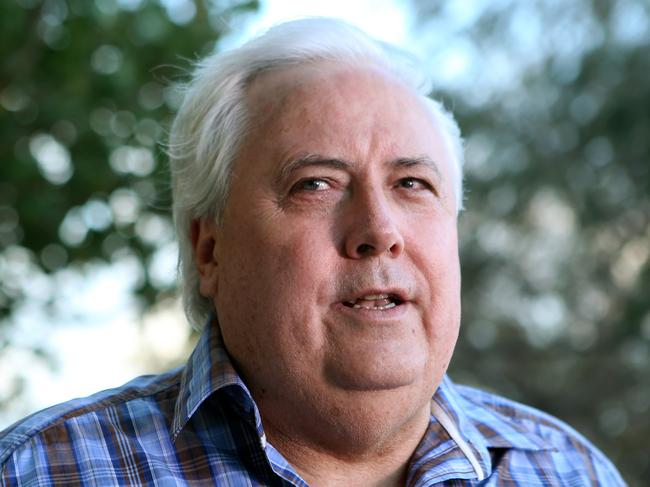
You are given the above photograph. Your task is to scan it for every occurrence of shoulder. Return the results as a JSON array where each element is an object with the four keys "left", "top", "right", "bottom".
[
  {"left": 0, "top": 368, "right": 182, "bottom": 467},
  {"left": 456, "top": 383, "right": 598, "bottom": 449},
  {"left": 455, "top": 383, "right": 626, "bottom": 485}
]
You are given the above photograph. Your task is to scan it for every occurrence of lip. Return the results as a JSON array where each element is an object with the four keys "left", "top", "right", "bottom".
[
  {"left": 339, "top": 287, "right": 410, "bottom": 304},
  {"left": 332, "top": 299, "right": 411, "bottom": 321},
  {"left": 332, "top": 287, "right": 413, "bottom": 322}
]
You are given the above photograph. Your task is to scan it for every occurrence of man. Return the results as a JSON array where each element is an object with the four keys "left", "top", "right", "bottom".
[{"left": 1, "top": 18, "right": 625, "bottom": 486}]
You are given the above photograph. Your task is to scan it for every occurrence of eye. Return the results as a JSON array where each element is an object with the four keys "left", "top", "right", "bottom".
[
  {"left": 396, "top": 177, "right": 431, "bottom": 191},
  {"left": 293, "top": 178, "right": 331, "bottom": 192}
]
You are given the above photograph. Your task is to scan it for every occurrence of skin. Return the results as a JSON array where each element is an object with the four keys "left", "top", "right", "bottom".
[{"left": 191, "top": 62, "right": 461, "bottom": 486}]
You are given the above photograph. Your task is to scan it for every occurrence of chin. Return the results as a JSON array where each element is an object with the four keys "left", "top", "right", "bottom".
[{"left": 323, "top": 359, "right": 426, "bottom": 392}]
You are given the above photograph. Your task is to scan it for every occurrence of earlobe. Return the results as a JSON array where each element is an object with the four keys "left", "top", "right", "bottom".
[{"left": 190, "top": 218, "right": 220, "bottom": 298}]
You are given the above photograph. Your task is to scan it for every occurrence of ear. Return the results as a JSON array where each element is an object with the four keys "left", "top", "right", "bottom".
[{"left": 190, "top": 218, "right": 221, "bottom": 299}]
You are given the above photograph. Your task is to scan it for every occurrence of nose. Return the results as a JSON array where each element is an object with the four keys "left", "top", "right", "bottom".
[{"left": 343, "top": 188, "right": 404, "bottom": 259}]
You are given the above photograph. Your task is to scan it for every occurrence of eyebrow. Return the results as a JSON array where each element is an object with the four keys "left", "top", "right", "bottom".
[
  {"left": 275, "top": 153, "right": 350, "bottom": 189},
  {"left": 275, "top": 152, "right": 442, "bottom": 187},
  {"left": 279, "top": 152, "right": 350, "bottom": 176},
  {"left": 391, "top": 155, "right": 442, "bottom": 181}
]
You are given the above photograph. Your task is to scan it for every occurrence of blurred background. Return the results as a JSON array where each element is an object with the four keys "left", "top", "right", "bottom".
[{"left": 1, "top": 0, "right": 648, "bottom": 484}]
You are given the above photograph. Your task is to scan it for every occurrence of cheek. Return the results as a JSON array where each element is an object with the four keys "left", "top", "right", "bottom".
[
  {"left": 409, "top": 220, "right": 461, "bottom": 331},
  {"left": 216, "top": 215, "right": 332, "bottom": 341},
  {"left": 269, "top": 227, "right": 336, "bottom": 328},
  {"left": 411, "top": 218, "right": 460, "bottom": 282}
]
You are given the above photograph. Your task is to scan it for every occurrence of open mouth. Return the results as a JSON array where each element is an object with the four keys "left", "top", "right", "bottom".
[{"left": 342, "top": 294, "right": 404, "bottom": 310}]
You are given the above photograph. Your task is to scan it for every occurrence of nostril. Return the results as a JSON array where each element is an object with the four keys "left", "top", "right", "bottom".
[{"left": 356, "top": 243, "right": 374, "bottom": 254}]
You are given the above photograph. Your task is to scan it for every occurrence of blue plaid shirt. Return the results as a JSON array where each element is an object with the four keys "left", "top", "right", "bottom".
[{"left": 1, "top": 320, "right": 625, "bottom": 486}]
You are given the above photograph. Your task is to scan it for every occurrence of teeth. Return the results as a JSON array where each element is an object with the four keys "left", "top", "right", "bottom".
[
  {"left": 359, "top": 294, "right": 389, "bottom": 300},
  {"left": 351, "top": 301, "right": 396, "bottom": 310},
  {"left": 343, "top": 293, "right": 401, "bottom": 310},
  {"left": 344, "top": 294, "right": 390, "bottom": 304}
]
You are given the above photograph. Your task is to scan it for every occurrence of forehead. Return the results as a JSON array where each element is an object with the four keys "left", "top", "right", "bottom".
[
  {"left": 247, "top": 62, "right": 431, "bottom": 135},
  {"left": 239, "top": 62, "right": 452, "bottom": 179}
]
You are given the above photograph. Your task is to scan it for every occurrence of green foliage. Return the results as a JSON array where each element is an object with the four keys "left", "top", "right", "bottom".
[
  {"left": 0, "top": 0, "right": 257, "bottom": 423},
  {"left": 0, "top": 0, "right": 257, "bottom": 316}
]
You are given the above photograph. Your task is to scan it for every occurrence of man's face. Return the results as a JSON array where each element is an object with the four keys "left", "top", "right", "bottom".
[{"left": 197, "top": 63, "right": 461, "bottom": 441}]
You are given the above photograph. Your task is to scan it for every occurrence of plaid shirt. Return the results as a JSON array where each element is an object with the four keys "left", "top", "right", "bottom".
[{"left": 1, "top": 321, "right": 625, "bottom": 486}]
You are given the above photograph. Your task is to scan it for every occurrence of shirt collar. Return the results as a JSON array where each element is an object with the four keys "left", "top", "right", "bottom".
[
  {"left": 171, "top": 316, "right": 262, "bottom": 440},
  {"left": 408, "top": 375, "right": 553, "bottom": 483},
  {"left": 436, "top": 375, "right": 552, "bottom": 451}
]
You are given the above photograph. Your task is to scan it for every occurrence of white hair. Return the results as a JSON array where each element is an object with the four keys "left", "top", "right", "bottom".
[{"left": 168, "top": 17, "right": 465, "bottom": 328}]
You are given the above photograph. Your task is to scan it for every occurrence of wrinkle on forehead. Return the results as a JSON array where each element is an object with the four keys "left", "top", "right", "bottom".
[{"left": 246, "top": 61, "right": 427, "bottom": 129}]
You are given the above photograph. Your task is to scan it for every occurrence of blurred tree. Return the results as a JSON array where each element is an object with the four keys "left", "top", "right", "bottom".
[
  {"left": 0, "top": 0, "right": 257, "bottom": 419},
  {"left": 409, "top": 0, "right": 649, "bottom": 484}
]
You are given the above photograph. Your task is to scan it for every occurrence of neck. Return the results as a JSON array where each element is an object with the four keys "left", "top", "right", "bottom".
[
  {"left": 274, "top": 444, "right": 409, "bottom": 487},
  {"left": 262, "top": 394, "right": 431, "bottom": 487}
]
